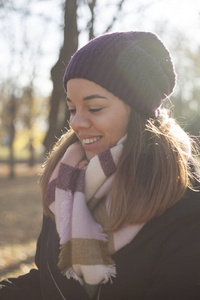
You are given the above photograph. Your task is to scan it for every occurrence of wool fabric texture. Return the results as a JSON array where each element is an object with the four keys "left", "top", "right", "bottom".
[
  {"left": 63, "top": 31, "right": 176, "bottom": 116},
  {"left": 44, "top": 139, "right": 143, "bottom": 290}
]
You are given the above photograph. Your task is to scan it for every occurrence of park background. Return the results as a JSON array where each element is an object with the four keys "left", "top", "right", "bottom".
[{"left": 0, "top": 0, "right": 200, "bottom": 280}]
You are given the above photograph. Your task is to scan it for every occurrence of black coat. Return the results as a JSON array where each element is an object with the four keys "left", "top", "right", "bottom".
[{"left": 1, "top": 188, "right": 200, "bottom": 300}]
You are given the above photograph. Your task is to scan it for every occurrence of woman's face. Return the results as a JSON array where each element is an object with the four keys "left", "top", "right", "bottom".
[{"left": 66, "top": 78, "right": 131, "bottom": 160}]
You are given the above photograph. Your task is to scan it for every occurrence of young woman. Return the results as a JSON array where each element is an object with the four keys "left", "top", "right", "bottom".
[{"left": 1, "top": 31, "right": 200, "bottom": 300}]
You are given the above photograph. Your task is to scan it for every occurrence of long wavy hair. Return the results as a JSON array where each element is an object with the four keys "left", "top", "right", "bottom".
[{"left": 40, "top": 108, "right": 200, "bottom": 230}]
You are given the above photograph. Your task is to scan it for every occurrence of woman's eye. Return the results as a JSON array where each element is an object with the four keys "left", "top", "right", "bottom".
[
  {"left": 89, "top": 108, "right": 102, "bottom": 113},
  {"left": 67, "top": 107, "right": 102, "bottom": 115}
]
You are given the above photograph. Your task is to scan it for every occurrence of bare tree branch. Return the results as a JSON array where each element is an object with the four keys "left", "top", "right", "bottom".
[
  {"left": 88, "top": 0, "right": 97, "bottom": 39},
  {"left": 104, "top": 0, "right": 126, "bottom": 33}
]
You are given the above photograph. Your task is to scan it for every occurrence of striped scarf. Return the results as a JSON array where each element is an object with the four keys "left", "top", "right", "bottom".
[{"left": 45, "top": 138, "right": 143, "bottom": 288}]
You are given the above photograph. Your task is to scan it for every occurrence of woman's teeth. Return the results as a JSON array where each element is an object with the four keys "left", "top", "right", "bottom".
[{"left": 82, "top": 137, "right": 101, "bottom": 145}]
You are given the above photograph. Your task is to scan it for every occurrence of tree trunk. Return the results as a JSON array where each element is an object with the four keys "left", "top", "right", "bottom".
[
  {"left": 88, "top": 0, "right": 96, "bottom": 40},
  {"left": 43, "top": 0, "right": 78, "bottom": 151},
  {"left": 8, "top": 94, "right": 16, "bottom": 179}
]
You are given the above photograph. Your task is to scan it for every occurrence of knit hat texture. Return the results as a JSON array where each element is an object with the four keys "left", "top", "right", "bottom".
[{"left": 63, "top": 31, "right": 176, "bottom": 116}]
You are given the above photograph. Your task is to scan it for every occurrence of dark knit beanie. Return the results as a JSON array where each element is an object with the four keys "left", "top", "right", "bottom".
[{"left": 63, "top": 31, "right": 176, "bottom": 116}]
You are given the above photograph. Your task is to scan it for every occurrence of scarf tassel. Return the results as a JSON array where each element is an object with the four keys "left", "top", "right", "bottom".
[{"left": 65, "top": 265, "right": 117, "bottom": 286}]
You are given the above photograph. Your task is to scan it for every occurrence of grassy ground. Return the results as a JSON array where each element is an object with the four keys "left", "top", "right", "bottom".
[{"left": 0, "top": 163, "right": 43, "bottom": 281}]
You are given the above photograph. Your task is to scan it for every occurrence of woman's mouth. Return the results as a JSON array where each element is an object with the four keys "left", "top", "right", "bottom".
[{"left": 82, "top": 136, "right": 101, "bottom": 145}]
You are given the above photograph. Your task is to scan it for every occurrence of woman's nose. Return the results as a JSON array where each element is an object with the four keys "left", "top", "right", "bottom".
[{"left": 70, "top": 111, "right": 91, "bottom": 130}]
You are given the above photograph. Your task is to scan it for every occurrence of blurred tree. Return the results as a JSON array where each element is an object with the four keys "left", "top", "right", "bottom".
[
  {"left": 170, "top": 34, "right": 200, "bottom": 136},
  {"left": 0, "top": 0, "right": 49, "bottom": 176},
  {"left": 19, "top": 86, "right": 35, "bottom": 166},
  {"left": 88, "top": 0, "right": 96, "bottom": 39},
  {"left": 7, "top": 94, "right": 17, "bottom": 178},
  {"left": 43, "top": 0, "right": 128, "bottom": 151},
  {"left": 43, "top": 0, "right": 78, "bottom": 151}
]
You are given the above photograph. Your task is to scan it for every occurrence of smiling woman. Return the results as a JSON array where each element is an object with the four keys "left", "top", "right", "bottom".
[
  {"left": 1, "top": 31, "right": 200, "bottom": 300},
  {"left": 66, "top": 79, "right": 131, "bottom": 160}
]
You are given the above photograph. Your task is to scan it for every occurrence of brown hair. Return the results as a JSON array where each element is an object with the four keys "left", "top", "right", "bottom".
[
  {"left": 40, "top": 108, "right": 200, "bottom": 230},
  {"left": 109, "top": 108, "right": 200, "bottom": 230}
]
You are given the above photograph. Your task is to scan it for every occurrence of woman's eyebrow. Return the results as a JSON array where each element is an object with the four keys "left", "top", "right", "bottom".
[
  {"left": 66, "top": 94, "right": 107, "bottom": 102},
  {"left": 83, "top": 94, "right": 107, "bottom": 101}
]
